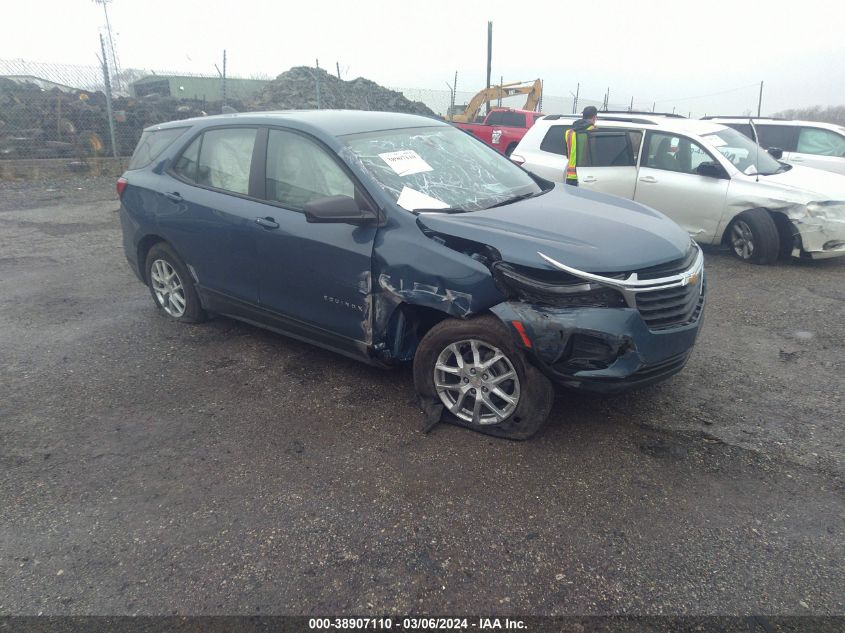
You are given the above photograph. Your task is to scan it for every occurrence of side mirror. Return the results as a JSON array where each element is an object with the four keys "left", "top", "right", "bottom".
[
  {"left": 767, "top": 147, "right": 784, "bottom": 160},
  {"left": 303, "top": 195, "right": 376, "bottom": 225},
  {"left": 695, "top": 161, "right": 725, "bottom": 179}
]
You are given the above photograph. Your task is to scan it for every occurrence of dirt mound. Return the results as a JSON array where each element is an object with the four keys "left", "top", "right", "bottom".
[{"left": 253, "top": 66, "right": 436, "bottom": 116}]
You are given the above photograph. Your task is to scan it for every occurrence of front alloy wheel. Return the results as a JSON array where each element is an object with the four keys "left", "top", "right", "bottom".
[
  {"left": 730, "top": 220, "right": 755, "bottom": 260},
  {"left": 413, "top": 315, "right": 553, "bottom": 440},
  {"left": 434, "top": 339, "right": 521, "bottom": 425}
]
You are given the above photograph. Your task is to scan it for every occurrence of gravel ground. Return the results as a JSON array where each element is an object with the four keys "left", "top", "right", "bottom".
[{"left": 0, "top": 177, "right": 843, "bottom": 617}]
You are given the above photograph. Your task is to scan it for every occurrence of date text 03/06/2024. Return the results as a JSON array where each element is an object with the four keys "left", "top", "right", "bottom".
[{"left": 308, "top": 617, "right": 527, "bottom": 630}]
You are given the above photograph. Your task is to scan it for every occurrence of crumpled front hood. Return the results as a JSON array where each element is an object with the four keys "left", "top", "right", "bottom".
[
  {"left": 416, "top": 185, "right": 692, "bottom": 273},
  {"left": 735, "top": 165, "right": 845, "bottom": 204}
]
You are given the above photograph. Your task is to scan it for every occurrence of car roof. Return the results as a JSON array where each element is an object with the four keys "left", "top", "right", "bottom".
[
  {"left": 147, "top": 109, "right": 447, "bottom": 137},
  {"left": 535, "top": 114, "right": 727, "bottom": 136},
  {"left": 704, "top": 117, "right": 845, "bottom": 132}
]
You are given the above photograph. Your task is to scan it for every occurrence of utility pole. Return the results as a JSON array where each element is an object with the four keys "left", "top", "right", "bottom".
[
  {"left": 572, "top": 82, "right": 580, "bottom": 115},
  {"left": 315, "top": 59, "right": 321, "bottom": 109},
  {"left": 222, "top": 50, "right": 227, "bottom": 106},
  {"left": 336, "top": 62, "right": 341, "bottom": 80},
  {"left": 757, "top": 80, "right": 764, "bottom": 117},
  {"left": 94, "top": 0, "right": 122, "bottom": 92},
  {"left": 98, "top": 34, "right": 118, "bottom": 158},
  {"left": 485, "top": 21, "right": 492, "bottom": 117},
  {"left": 498, "top": 75, "right": 503, "bottom": 107},
  {"left": 629, "top": 96, "right": 634, "bottom": 112},
  {"left": 453, "top": 71, "right": 458, "bottom": 116}
]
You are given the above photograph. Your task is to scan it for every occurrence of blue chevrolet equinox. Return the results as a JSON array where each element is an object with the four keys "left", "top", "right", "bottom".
[{"left": 118, "top": 110, "right": 706, "bottom": 439}]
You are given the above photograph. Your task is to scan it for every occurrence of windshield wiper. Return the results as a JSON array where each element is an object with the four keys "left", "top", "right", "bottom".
[
  {"left": 413, "top": 206, "right": 465, "bottom": 214},
  {"left": 485, "top": 191, "right": 539, "bottom": 209}
]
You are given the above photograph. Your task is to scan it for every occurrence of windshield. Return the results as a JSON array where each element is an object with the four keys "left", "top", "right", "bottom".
[
  {"left": 342, "top": 126, "right": 542, "bottom": 211},
  {"left": 702, "top": 127, "right": 783, "bottom": 176}
]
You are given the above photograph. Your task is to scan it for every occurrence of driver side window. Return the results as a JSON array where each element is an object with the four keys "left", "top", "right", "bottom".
[
  {"left": 265, "top": 129, "right": 355, "bottom": 210},
  {"left": 644, "top": 132, "right": 713, "bottom": 175}
]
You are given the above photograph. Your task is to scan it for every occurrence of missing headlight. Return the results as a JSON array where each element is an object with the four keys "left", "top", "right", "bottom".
[{"left": 493, "top": 262, "right": 626, "bottom": 308}]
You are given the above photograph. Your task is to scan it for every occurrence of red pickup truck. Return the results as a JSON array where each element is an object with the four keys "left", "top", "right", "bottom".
[{"left": 453, "top": 108, "right": 545, "bottom": 157}]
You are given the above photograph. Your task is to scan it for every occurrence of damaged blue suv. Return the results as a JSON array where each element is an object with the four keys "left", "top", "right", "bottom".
[{"left": 119, "top": 110, "right": 705, "bottom": 439}]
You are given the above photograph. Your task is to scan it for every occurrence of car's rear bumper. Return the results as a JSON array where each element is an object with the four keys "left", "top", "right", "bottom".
[{"left": 491, "top": 298, "right": 704, "bottom": 393}]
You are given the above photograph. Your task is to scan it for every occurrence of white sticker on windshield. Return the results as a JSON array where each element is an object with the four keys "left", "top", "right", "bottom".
[
  {"left": 704, "top": 135, "right": 727, "bottom": 147},
  {"left": 396, "top": 186, "right": 449, "bottom": 211},
  {"left": 378, "top": 150, "right": 433, "bottom": 176}
]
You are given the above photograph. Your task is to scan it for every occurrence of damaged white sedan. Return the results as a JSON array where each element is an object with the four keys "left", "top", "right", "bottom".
[{"left": 513, "top": 114, "right": 845, "bottom": 263}]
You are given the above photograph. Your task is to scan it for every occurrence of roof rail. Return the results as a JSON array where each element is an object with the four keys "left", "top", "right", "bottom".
[
  {"left": 600, "top": 110, "right": 686, "bottom": 118},
  {"left": 541, "top": 114, "right": 661, "bottom": 125},
  {"left": 701, "top": 115, "right": 788, "bottom": 120}
]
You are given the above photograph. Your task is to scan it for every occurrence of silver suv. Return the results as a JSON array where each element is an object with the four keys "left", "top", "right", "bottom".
[
  {"left": 512, "top": 113, "right": 845, "bottom": 263},
  {"left": 704, "top": 117, "right": 845, "bottom": 176}
]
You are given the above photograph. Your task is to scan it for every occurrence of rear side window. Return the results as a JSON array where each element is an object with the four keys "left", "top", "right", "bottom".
[
  {"left": 726, "top": 123, "right": 754, "bottom": 139},
  {"left": 128, "top": 127, "right": 187, "bottom": 170},
  {"left": 586, "top": 133, "right": 635, "bottom": 167},
  {"left": 265, "top": 129, "right": 355, "bottom": 210},
  {"left": 756, "top": 125, "right": 797, "bottom": 152},
  {"left": 540, "top": 125, "right": 570, "bottom": 155},
  {"left": 173, "top": 127, "right": 257, "bottom": 195},
  {"left": 796, "top": 127, "right": 845, "bottom": 157}
]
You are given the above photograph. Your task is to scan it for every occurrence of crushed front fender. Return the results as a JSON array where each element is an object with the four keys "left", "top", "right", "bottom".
[{"left": 490, "top": 302, "right": 704, "bottom": 393}]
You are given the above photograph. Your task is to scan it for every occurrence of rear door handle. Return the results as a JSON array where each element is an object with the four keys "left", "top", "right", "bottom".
[
  {"left": 790, "top": 156, "right": 803, "bottom": 161},
  {"left": 164, "top": 191, "right": 183, "bottom": 202},
  {"left": 581, "top": 176, "right": 597, "bottom": 183},
  {"left": 639, "top": 176, "right": 658, "bottom": 183},
  {"left": 255, "top": 216, "right": 280, "bottom": 230}
]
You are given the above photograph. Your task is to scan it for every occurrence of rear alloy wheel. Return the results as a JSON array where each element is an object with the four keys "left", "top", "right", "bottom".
[
  {"left": 145, "top": 242, "right": 206, "bottom": 323},
  {"left": 150, "top": 259, "right": 187, "bottom": 317},
  {"left": 414, "top": 315, "right": 553, "bottom": 440},
  {"left": 727, "top": 208, "right": 780, "bottom": 265}
]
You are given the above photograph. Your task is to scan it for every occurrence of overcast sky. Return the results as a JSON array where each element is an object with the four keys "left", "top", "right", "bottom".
[{"left": 2, "top": 0, "right": 843, "bottom": 116}]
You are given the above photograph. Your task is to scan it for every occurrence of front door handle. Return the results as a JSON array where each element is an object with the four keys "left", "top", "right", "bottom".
[
  {"left": 255, "top": 216, "right": 280, "bottom": 230},
  {"left": 789, "top": 156, "right": 803, "bottom": 161},
  {"left": 581, "top": 176, "right": 597, "bottom": 183},
  {"left": 639, "top": 176, "right": 658, "bottom": 183},
  {"left": 164, "top": 191, "right": 183, "bottom": 202}
]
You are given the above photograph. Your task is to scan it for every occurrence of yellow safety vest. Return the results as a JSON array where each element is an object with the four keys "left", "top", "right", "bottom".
[{"left": 564, "top": 124, "right": 595, "bottom": 182}]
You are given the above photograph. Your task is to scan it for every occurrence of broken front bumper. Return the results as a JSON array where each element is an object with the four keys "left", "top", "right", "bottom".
[
  {"left": 793, "top": 214, "right": 845, "bottom": 259},
  {"left": 491, "top": 299, "right": 705, "bottom": 393}
]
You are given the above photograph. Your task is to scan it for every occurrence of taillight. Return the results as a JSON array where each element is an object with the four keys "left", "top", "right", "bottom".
[
  {"left": 510, "top": 154, "right": 526, "bottom": 165},
  {"left": 116, "top": 177, "right": 128, "bottom": 198}
]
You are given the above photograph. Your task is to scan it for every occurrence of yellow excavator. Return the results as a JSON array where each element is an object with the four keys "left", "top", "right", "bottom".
[{"left": 449, "top": 79, "right": 542, "bottom": 123}]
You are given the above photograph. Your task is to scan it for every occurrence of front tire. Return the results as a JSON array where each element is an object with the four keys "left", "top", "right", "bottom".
[
  {"left": 727, "top": 208, "right": 780, "bottom": 265},
  {"left": 413, "top": 315, "right": 554, "bottom": 440},
  {"left": 145, "top": 242, "right": 206, "bottom": 323}
]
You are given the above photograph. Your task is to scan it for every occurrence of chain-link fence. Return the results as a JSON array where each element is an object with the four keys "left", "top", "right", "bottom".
[
  {"left": 0, "top": 59, "right": 244, "bottom": 161},
  {"left": 1, "top": 57, "right": 649, "bottom": 165}
]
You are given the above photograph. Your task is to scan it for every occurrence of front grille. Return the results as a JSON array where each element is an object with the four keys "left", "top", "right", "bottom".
[{"left": 636, "top": 282, "right": 703, "bottom": 330}]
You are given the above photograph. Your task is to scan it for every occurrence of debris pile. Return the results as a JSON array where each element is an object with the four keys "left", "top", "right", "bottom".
[
  {"left": 253, "top": 66, "right": 436, "bottom": 116},
  {"left": 0, "top": 78, "right": 237, "bottom": 159}
]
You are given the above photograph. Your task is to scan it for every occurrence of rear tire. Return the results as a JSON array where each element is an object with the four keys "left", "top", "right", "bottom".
[
  {"left": 413, "top": 315, "right": 554, "bottom": 440},
  {"left": 145, "top": 242, "right": 206, "bottom": 323},
  {"left": 726, "top": 209, "right": 780, "bottom": 265}
]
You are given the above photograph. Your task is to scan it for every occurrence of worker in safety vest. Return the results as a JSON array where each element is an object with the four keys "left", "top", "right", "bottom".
[{"left": 564, "top": 106, "right": 598, "bottom": 186}]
